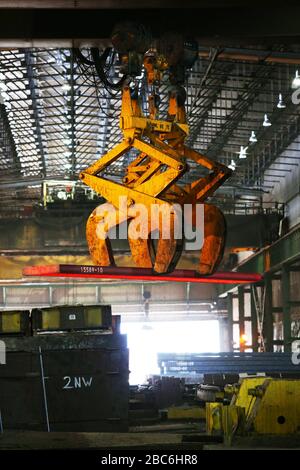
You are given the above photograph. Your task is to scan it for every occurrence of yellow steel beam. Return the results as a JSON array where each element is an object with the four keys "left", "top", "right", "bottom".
[
  {"left": 135, "top": 167, "right": 183, "bottom": 196},
  {"left": 82, "top": 140, "right": 131, "bottom": 176},
  {"left": 133, "top": 138, "right": 184, "bottom": 170},
  {"left": 184, "top": 146, "right": 230, "bottom": 174},
  {"left": 130, "top": 161, "right": 161, "bottom": 187},
  {"left": 80, "top": 173, "right": 173, "bottom": 209}
]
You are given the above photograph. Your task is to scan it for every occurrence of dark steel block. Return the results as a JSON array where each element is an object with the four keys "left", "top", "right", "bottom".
[{"left": 0, "top": 333, "right": 129, "bottom": 432}]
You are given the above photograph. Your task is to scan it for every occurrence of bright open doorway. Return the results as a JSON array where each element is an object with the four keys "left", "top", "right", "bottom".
[{"left": 121, "top": 320, "right": 220, "bottom": 385}]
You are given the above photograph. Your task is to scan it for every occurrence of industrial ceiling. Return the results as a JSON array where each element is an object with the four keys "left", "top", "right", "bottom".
[{"left": 0, "top": 45, "right": 300, "bottom": 214}]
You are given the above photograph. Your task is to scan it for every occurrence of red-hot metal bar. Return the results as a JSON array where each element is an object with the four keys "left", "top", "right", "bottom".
[{"left": 23, "top": 265, "right": 263, "bottom": 284}]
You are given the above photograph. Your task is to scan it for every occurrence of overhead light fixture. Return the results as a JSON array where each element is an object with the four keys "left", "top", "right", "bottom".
[
  {"left": 240, "top": 333, "right": 248, "bottom": 346},
  {"left": 237, "top": 146, "right": 248, "bottom": 159},
  {"left": 57, "top": 190, "right": 67, "bottom": 200},
  {"left": 61, "top": 83, "right": 71, "bottom": 92},
  {"left": 263, "top": 114, "right": 272, "bottom": 127},
  {"left": 228, "top": 159, "right": 236, "bottom": 171},
  {"left": 64, "top": 163, "right": 72, "bottom": 170},
  {"left": 0, "top": 82, "right": 7, "bottom": 92},
  {"left": 277, "top": 93, "right": 286, "bottom": 109},
  {"left": 292, "top": 70, "right": 300, "bottom": 89},
  {"left": 0, "top": 91, "right": 9, "bottom": 102},
  {"left": 249, "top": 131, "right": 257, "bottom": 143}
]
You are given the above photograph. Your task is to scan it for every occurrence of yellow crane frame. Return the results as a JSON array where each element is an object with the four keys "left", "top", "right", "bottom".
[{"left": 80, "top": 67, "right": 232, "bottom": 274}]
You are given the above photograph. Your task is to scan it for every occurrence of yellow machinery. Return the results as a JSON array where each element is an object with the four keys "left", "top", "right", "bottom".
[
  {"left": 207, "top": 377, "right": 300, "bottom": 442},
  {"left": 166, "top": 405, "right": 206, "bottom": 421},
  {"left": 78, "top": 32, "right": 232, "bottom": 275},
  {"left": 0, "top": 310, "right": 30, "bottom": 335}
]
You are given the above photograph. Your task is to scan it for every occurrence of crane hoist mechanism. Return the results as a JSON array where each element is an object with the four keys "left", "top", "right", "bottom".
[{"left": 77, "top": 25, "right": 233, "bottom": 276}]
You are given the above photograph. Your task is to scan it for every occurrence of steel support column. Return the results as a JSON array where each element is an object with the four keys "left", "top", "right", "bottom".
[
  {"left": 250, "top": 288, "right": 258, "bottom": 352},
  {"left": 227, "top": 292, "right": 234, "bottom": 352},
  {"left": 264, "top": 275, "right": 274, "bottom": 352},
  {"left": 238, "top": 286, "right": 245, "bottom": 352},
  {"left": 24, "top": 49, "right": 46, "bottom": 176},
  {"left": 282, "top": 265, "right": 292, "bottom": 352}
]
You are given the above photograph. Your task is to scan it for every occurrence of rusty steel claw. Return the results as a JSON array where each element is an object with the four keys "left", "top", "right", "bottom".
[
  {"left": 128, "top": 226, "right": 180, "bottom": 274},
  {"left": 128, "top": 237, "right": 153, "bottom": 269},
  {"left": 87, "top": 201, "right": 184, "bottom": 273},
  {"left": 86, "top": 202, "right": 128, "bottom": 266},
  {"left": 86, "top": 201, "right": 226, "bottom": 275},
  {"left": 127, "top": 203, "right": 181, "bottom": 273},
  {"left": 198, "top": 204, "right": 226, "bottom": 275},
  {"left": 80, "top": 66, "right": 232, "bottom": 276}
]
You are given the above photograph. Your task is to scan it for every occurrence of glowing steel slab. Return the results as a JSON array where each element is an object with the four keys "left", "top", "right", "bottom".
[{"left": 22, "top": 265, "right": 263, "bottom": 284}]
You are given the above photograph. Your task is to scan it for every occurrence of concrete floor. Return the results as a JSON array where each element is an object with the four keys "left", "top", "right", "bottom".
[
  {"left": 0, "top": 431, "right": 204, "bottom": 450},
  {"left": 1, "top": 430, "right": 299, "bottom": 450}
]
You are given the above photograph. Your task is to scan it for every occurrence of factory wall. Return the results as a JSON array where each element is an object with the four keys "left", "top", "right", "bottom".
[{"left": 263, "top": 139, "right": 300, "bottom": 229}]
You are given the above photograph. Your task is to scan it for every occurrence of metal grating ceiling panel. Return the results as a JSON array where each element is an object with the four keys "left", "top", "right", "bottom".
[{"left": 0, "top": 46, "right": 300, "bottom": 211}]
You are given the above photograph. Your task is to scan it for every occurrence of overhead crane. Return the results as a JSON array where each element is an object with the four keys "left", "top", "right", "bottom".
[
  {"left": 79, "top": 27, "right": 232, "bottom": 276},
  {"left": 24, "top": 24, "right": 262, "bottom": 284}
]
